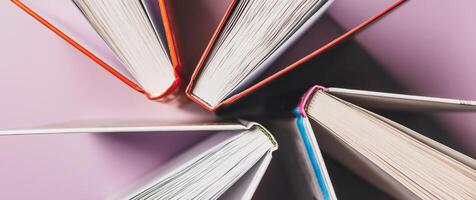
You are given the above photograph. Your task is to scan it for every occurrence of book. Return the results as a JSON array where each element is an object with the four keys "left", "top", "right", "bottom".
[
  {"left": 282, "top": 85, "right": 476, "bottom": 199},
  {"left": 11, "top": 0, "right": 181, "bottom": 100},
  {"left": 11, "top": 0, "right": 405, "bottom": 106},
  {"left": 186, "top": 0, "right": 407, "bottom": 111},
  {"left": 0, "top": 121, "right": 277, "bottom": 200}
]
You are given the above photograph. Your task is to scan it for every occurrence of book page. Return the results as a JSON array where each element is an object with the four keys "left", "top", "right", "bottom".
[
  {"left": 192, "top": 0, "right": 331, "bottom": 107},
  {"left": 218, "top": 151, "right": 272, "bottom": 200},
  {"left": 307, "top": 92, "right": 476, "bottom": 199},
  {"left": 140, "top": 0, "right": 171, "bottom": 59}
]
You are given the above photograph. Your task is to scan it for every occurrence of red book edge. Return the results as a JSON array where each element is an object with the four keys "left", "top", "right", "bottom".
[
  {"left": 186, "top": 0, "right": 407, "bottom": 112},
  {"left": 11, "top": 0, "right": 182, "bottom": 100}
]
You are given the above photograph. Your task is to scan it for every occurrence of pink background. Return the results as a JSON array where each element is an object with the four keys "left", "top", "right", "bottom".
[
  {"left": 327, "top": 0, "right": 476, "bottom": 155},
  {"left": 0, "top": 0, "right": 217, "bottom": 199},
  {"left": 0, "top": 0, "right": 475, "bottom": 199}
]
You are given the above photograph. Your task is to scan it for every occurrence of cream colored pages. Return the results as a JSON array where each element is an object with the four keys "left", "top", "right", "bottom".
[
  {"left": 229, "top": 0, "right": 334, "bottom": 97},
  {"left": 329, "top": 87, "right": 476, "bottom": 111},
  {"left": 192, "top": 0, "right": 330, "bottom": 107},
  {"left": 73, "top": 0, "right": 174, "bottom": 97},
  {"left": 361, "top": 108, "right": 476, "bottom": 169},
  {"left": 309, "top": 120, "right": 419, "bottom": 200},
  {"left": 125, "top": 127, "right": 275, "bottom": 200},
  {"left": 307, "top": 91, "right": 476, "bottom": 200},
  {"left": 140, "top": 0, "right": 170, "bottom": 58},
  {"left": 114, "top": 132, "right": 241, "bottom": 200}
]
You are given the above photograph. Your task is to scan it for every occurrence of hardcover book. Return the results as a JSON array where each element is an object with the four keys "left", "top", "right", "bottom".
[
  {"left": 278, "top": 85, "right": 476, "bottom": 199},
  {"left": 11, "top": 0, "right": 405, "bottom": 108},
  {"left": 0, "top": 121, "right": 277, "bottom": 200}
]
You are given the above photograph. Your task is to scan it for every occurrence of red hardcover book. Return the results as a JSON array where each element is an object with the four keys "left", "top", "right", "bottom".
[
  {"left": 12, "top": 0, "right": 405, "bottom": 108},
  {"left": 11, "top": 0, "right": 182, "bottom": 100},
  {"left": 186, "top": 0, "right": 406, "bottom": 111}
]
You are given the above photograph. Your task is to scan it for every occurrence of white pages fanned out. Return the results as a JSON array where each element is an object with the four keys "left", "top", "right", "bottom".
[
  {"left": 191, "top": 0, "right": 333, "bottom": 107},
  {"left": 0, "top": 121, "right": 277, "bottom": 200},
  {"left": 73, "top": 0, "right": 175, "bottom": 97},
  {"left": 125, "top": 127, "right": 275, "bottom": 200}
]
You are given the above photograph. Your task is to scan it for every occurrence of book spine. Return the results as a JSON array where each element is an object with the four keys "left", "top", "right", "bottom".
[{"left": 293, "top": 108, "right": 335, "bottom": 200}]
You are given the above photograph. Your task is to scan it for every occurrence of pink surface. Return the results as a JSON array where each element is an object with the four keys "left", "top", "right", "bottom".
[
  {"left": 0, "top": 0, "right": 217, "bottom": 199},
  {"left": 0, "top": 0, "right": 216, "bottom": 129},
  {"left": 328, "top": 0, "right": 476, "bottom": 154},
  {"left": 1, "top": 0, "right": 475, "bottom": 199},
  {"left": 0, "top": 131, "right": 210, "bottom": 199}
]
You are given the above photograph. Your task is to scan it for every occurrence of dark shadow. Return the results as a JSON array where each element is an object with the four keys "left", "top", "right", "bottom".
[
  {"left": 92, "top": 131, "right": 211, "bottom": 170},
  {"left": 260, "top": 14, "right": 345, "bottom": 79},
  {"left": 323, "top": 155, "right": 395, "bottom": 200},
  {"left": 171, "top": 0, "right": 233, "bottom": 80},
  {"left": 217, "top": 36, "right": 405, "bottom": 118},
  {"left": 221, "top": 34, "right": 470, "bottom": 199},
  {"left": 254, "top": 141, "right": 395, "bottom": 200},
  {"left": 252, "top": 157, "right": 299, "bottom": 200}
]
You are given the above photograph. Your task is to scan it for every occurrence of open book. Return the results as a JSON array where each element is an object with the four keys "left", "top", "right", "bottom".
[
  {"left": 187, "top": 0, "right": 334, "bottom": 108},
  {"left": 186, "top": 0, "right": 406, "bottom": 111},
  {"left": 11, "top": 0, "right": 406, "bottom": 104},
  {"left": 269, "top": 86, "right": 476, "bottom": 200},
  {"left": 11, "top": 0, "right": 181, "bottom": 99},
  {"left": 0, "top": 121, "right": 277, "bottom": 200}
]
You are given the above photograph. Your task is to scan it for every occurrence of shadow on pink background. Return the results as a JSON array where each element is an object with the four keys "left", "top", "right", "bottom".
[
  {"left": 0, "top": 0, "right": 475, "bottom": 199},
  {"left": 327, "top": 0, "right": 476, "bottom": 155},
  {"left": 0, "top": 0, "right": 218, "bottom": 199}
]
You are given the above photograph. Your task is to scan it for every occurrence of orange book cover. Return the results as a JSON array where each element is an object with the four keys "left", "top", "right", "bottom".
[
  {"left": 12, "top": 0, "right": 406, "bottom": 108},
  {"left": 11, "top": 0, "right": 182, "bottom": 100},
  {"left": 186, "top": 0, "right": 407, "bottom": 112}
]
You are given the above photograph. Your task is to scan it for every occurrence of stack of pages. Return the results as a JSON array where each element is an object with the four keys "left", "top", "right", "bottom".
[
  {"left": 266, "top": 86, "right": 476, "bottom": 200},
  {"left": 0, "top": 121, "right": 277, "bottom": 200}
]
